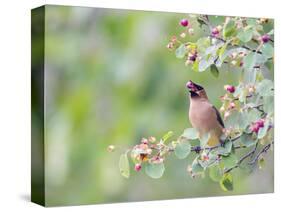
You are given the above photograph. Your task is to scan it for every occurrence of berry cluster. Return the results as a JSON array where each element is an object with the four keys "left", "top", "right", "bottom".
[{"left": 129, "top": 136, "right": 169, "bottom": 172}]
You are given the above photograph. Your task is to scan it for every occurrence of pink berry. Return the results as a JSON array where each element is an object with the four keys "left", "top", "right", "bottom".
[
  {"left": 141, "top": 138, "right": 148, "bottom": 144},
  {"left": 250, "top": 123, "right": 260, "bottom": 133},
  {"left": 186, "top": 80, "right": 194, "bottom": 89},
  {"left": 134, "top": 163, "right": 142, "bottom": 172},
  {"left": 211, "top": 27, "right": 220, "bottom": 36},
  {"left": 256, "top": 119, "right": 265, "bottom": 128},
  {"left": 261, "top": 34, "right": 270, "bottom": 43},
  {"left": 202, "top": 154, "right": 209, "bottom": 161},
  {"left": 180, "top": 19, "right": 189, "bottom": 27},
  {"left": 229, "top": 102, "right": 236, "bottom": 109},
  {"left": 224, "top": 85, "right": 235, "bottom": 93}
]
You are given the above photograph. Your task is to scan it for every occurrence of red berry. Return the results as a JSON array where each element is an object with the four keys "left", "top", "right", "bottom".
[
  {"left": 256, "top": 119, "right": 265, "bottom": 128},
  {"left": 180, "top": 19, "right": 189, "bottom": 27},
  {"left": 261, "top": 34, "right": 270, "bottom": 43},
  {"left": 186, "top": 80, "right": 194, "bottom": 89},
  {"left": 134, "top": 163, "right": 142, "bottom": 172},
  {"left": 224, "top": 85, "right": 235, "bottom": 93},
  {"left": 250, "top": 123, "right": 260, "bottom": 133}
]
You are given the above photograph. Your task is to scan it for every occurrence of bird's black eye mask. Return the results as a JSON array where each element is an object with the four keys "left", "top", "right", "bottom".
[{"left": 190, "top": 90, "right": 199, "bottom": 97}]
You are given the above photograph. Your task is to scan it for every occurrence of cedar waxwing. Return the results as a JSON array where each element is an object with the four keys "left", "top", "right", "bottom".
[{"left": 186, "top": 80, "right": 224, "bottom": 147}]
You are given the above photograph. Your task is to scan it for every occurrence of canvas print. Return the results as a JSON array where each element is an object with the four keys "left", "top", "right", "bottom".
[{"left": 31, "top": 5, "right": 274, "bottom": 207}]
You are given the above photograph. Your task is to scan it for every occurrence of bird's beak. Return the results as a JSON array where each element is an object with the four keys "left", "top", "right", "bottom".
[{"left": 186, "top": 80, "right": 204, "bottom": 92}]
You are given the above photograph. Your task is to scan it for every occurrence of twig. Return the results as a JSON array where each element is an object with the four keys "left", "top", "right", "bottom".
[
  {"left": 188, "top": 134, "right": 242, "bottom": 153},
  {"left": 212, "top": 36, "right": 263, "bottom": 54},
  {"left": 222, "top": 60, "right": 262, "bottom": 69},
  {"left": 198, "top": 15, "right": 263, "bottom": 55},
  {"left": 233, "top": 95, "right": 253, "bottom": 101},
  {"left": 224, "top": 143, "right": 258, "bottom": 173},
  {"left": 248, "top": 142, "right": 273, "bottom": 165}
]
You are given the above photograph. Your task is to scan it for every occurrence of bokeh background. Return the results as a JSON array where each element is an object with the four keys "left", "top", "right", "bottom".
[{"left": 35, "top": 5, "right": 273, "bottom": 206}]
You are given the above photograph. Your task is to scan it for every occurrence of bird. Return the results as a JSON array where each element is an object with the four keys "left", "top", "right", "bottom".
[{"left": 186, "top": 80, "right": 224, "bottom": 147}]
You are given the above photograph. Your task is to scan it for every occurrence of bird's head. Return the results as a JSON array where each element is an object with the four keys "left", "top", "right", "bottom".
[{"left": 186, "top": 80, "right": 208, "bottom": 99}]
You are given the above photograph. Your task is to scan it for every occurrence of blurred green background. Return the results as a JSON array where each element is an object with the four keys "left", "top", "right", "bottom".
[{"left": 39, "top": 5, "right": 273, "bottom": 206}]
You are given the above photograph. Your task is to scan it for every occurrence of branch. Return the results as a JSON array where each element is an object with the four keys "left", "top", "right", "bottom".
[
  {"left": 233, "top": 95, "right": 253, "bottom": 101},
  {"left": 224, "top": 143, "right": 258, "bottom": 173},
  {"left": 222, "top": 60, "right": 262, "bottom": 69},
  {"left": 212, "top": 36, "right": 263, "bottom": 54},
  {"left": 198, "top": 15, "right": 263, "bottom": 55},
  {"left": 189, "top": 133, "right": 242, "bottom": 153},
  {"left": 248, "top": 142, "right": 273, "bottom": 165}
]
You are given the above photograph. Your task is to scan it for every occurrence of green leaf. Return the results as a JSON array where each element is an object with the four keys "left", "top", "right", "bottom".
[
  {"left": 258, "top": 120, "right": 270, "bottom": 139},
  {"left": 225, "top": 111, "right": 240, "bottom": 128},
  {"left": 237, "top": 27, "right": 254, "bottom": 43},
  {"left": 119, "top": 153, "right": 130, "bottom": 178},
  {"left": 256, "top": 79, "right": 274, "bottom": 96},
  {"left": 267, "top": 29, "right": 274, "bottom": 35},
  {"left": 243, "top": 52, "right": 267, "bottom": 84},
  {"left": 182, "top": 128, "right": 199, "bottom": 140},
  {"left": 220, "top": 173, "right": 234, "bottom": 191},
  {"left": 192, "top": 59, "right": 199, "bottom": 72},
  {"left": 162, "top": 131, "right": 174, "bottom": 142},
  {"left": 218, "top": 140, "right": 232, "bottom": 156},
  {"left": 198, "top": 152, "right": 217, "bottom": 168},
  {"left": 247, "top": 18, "right": 257, "bottom": 27},
  {"left": 263, "top": 96, "right": 274, "bottom": 114},
  {"left": 244, "top": 66, "right": 257, "bottom": 84},
  {"left": 247, "top": 109, "right": 261, "bottom": 123},
  {"left": 200, "top": 133, "right": 210, "bottom": 147},
  {"left": 197, "top": 18, "right": 206, "bottom": 27},
  {"left": 197, "top": 37, "right": 211, "bottom": 53},
  {"left": 205, "top": 42, "right": 224, "bottom": 56},
  {"left": 175, "top": 44, "right": 186, "bottom": 59},
  {"left": 218, "top": 43, "right": 228, "bottom": 60},
  {"left": 239, "top": 111, "right": 252, "bottom": 130},
  {"left": 175, "top": 141, "right": 191, "bottom": 159},
  {"left": 222, "top": 154, "right": 238, "bottom": 169},
  {"left": 199, "top": 56, "right": 215, "bottom": 72},
  {"left": 145, "top": 162, "right": 165, "bottom": 179},
  {"left": 258, "top": 157, "right": 265, "bottom": 169},
  {"left": 243, "top": 52, "right": 267, "bottom": 70},
  {"left": 209, "top": 165, "right": 222, "bottom": 182},
  {"left": 223, "top": 19, "right": 237, "bottom": 38},
  {"left": 221, "top": 48, "right": 247, "bottom": 64},
  {"left": 243, "top": 52, "right": 255, "bottom": 70},
  {"left": 240, "top": 133, "right": 256, "bottom": 147},
  {"left": 261, "top": 43, "right": 274, "bottom": 59},
  {"left": 210, "top": 64, "right": 219, "bottom": 78},
  {"left": 233, "top": 84, "right": 243, "bottom": 98},
  {"left": 192, "top": 157, "right": 204, "bottom": 174}
]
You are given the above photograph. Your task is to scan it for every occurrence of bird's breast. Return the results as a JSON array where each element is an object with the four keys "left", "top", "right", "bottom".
[{"left": 189, "top": 100, "right": 220, "bottom": 134}]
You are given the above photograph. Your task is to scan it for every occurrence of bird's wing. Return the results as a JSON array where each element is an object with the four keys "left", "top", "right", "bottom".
[{"left": 212, "top": 106, "right": 224, "bottom": 128}]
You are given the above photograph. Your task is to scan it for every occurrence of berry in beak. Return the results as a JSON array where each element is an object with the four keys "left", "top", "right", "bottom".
[{"left": 186, "top": 80, "right": 204, "bottom": 92}]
